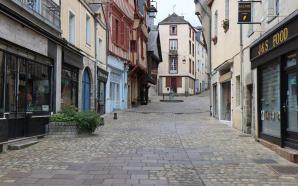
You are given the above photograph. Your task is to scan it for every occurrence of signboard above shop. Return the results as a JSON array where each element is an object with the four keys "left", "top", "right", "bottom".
[{"left": 238, "top": 2, "right": 252, "bottom": 24}]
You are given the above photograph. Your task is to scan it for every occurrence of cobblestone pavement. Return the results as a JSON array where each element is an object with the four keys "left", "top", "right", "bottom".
[{"left": 1, "top": 90, "right": 298, "bottom": 186}]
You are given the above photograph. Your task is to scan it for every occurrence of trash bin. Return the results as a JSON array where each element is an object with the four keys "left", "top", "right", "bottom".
[{"left": 169, "top": 89, "right": 174, "bottom": 100}]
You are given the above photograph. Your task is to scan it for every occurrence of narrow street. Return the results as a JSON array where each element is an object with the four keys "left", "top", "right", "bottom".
[{"left": 0, "top": 91, "right": 298, "bottom": 186}]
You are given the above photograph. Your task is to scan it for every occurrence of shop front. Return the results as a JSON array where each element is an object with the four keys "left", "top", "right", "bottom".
[
  {"left": 0, "top": 43, "right": 53, "bottom": 141},
  {"left": 250, "top": 10, "right": 298, "bottom": 150},
  {"left": 97, "top": 67, "right": 108, "bottom": 115}
]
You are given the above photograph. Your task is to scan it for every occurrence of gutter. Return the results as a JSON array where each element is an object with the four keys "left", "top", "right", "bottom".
[{"left": 240, "top": 0, "right": 244, "bottom": 132}]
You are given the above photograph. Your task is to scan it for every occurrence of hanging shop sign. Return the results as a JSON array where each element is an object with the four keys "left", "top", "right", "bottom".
[
  {"left": 238, "top": 2, "right": 252, "bottom": 24},
  {"left": 97, "top": 67, "right": 109, "bottom": 82}
]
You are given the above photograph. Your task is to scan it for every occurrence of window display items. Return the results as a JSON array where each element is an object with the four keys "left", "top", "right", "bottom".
[
  {"left": 266, "top": 111, "right": 269, "bottom": 120},
  {"left": 271, "top": 111, "right": 275, "bottom": 121},
  {"left": 277, "top": 111, "right": 280, "bottom": 121},
  {"left": 261, "top": 110, "right": 265, "bottom": 120}
]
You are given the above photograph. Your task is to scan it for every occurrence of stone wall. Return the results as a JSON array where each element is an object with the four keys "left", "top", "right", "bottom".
[{"left": 49, "top": 122, "right": 91, "bottom": 138}]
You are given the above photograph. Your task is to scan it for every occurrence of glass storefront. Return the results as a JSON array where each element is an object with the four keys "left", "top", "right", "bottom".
[
  {"left": 61, "top": 68, "right": 78, "bottom": 107},
  {"left": 260, "top": 59, "right": 280, "bottom": 137}
]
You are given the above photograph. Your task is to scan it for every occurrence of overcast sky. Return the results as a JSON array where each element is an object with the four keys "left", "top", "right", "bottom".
[{"left": 153, "top": 0, "right": 201, "bottom": 27}]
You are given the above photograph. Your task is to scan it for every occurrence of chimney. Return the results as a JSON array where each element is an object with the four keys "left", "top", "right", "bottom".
[{"left": 148, "top": 12, "right": 155, "bottom": 30}]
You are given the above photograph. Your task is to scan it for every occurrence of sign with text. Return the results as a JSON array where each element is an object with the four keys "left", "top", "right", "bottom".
[{"left": 238, "top": 2, "right": 252, "bottom": 24}]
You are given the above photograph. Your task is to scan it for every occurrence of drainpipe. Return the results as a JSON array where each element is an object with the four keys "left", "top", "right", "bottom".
[
  {"left": 195, "top": 36, "right": 197, "bottom": 95},
  {"left": 196, "top": 0, "right": 212, "bottom": 115},
  {"left": 240, "top": 0, "right": 244, "bottom": 132},
  {"left": 106, "top": 0, "right": 111, "bottom": 67},
  {"left": 94, "top": 13, "right": 98, "bottom": 112}
]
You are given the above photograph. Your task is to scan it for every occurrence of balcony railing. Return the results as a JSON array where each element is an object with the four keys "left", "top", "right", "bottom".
[
  {"left": 169, "top": 49, "right": 178, "bottom": 56},
  {"left": 17, "top": 0, "right": 61, "bottom": 28}
]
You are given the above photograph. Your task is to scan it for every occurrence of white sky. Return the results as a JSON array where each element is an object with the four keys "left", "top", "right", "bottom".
[{"left": 153, "top": 0, "right": 201, "bottom": 27}]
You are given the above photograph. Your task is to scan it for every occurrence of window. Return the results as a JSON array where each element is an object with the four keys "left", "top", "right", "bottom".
[
  {"left": 192, "top": 31, "right": 194, "bottom": 41},
  {"left": 86, "top": 13, "right": 91, "bottom": 46},
  {"left": 275, "top": 0, "right": 279, "bottom": 16},
  {"left": 214, "top": 10, "right": 218, "bottom": 37},
  {"left": 205, "top": 57, "right": 207, "bottom": 67},
  {"left": 198, "top": 60, "right": 200, "bottom": 71},
  {"left": 192, "top": 44, "right": 194, "bottom": 57},
  {"left": 69, "top": 10, "right": 76, "bottom": 45},
  {"left": 189, "top": 28, "right": 191, "bottom": 38},
  {"left": 192, "top": 61, "right": 194, "bottom": 75},
  {"left": 98, "top": 38, "right": 103, "bottom": 61},
  {"left": 198, "top": 44, "right": 200, "bottom": 54},
  {"left": 169, "top": 58, "right": 177, "bottom": 73},
  {"left": 202, "top": 47, "right": 204, "bottom": 57},
  {"left": 170, "top": 40, "right": 177, "bottom": 49},
  {"left": 110, "top": 73, "right": 120, "bottom": 101},
  {"left": 170, "top": 25, "right": 177, "bottom": 35},
  {"left": 189, "top": 41, "right": 191, "bottom": 54},
  {"left": 248, "top": 3, "right": 255, "bottom": 34},
  {"left": 115, "top": 19, "right": 119, "bottom": 43},
  {"left": 189, "top": 59, "right": 191, "bottom": 73},
  {"left": 236, "top": 75, "right": 240, "bottom": 106},
  {"left": 61, "top": 68, "right": 78, "bottom": 107},
  {"left": 202, "top": 63, "right": 204, "bottom": 74},
  {"left": 130, "top": 41, "right": 136, "bottom": 52},
  {"left": 225, "top": 0, "right": 229, "bottom": 19},
  {"left": 141, "top": 37, "right": 144, "bottom": 58}
]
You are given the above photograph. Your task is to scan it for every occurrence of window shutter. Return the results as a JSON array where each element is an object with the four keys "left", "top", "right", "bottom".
[
  {"left": 177, "top": 77, "right": 182, "bottom": 88},
  {"left": 112, "top": 17, "right": 116, "bottom": 43},
  {"left": 126, "top": 27, "right": 130, "bottom": 50},
  {"left": 166, "top": 77, "right": 171, "bottom": 87},
  {"left": 120, "top": 21, "right": 125, "bottom": 46}
]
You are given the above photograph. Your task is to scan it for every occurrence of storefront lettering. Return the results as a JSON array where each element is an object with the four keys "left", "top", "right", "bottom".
[
  {"left": 257, "top": 28, "right": 288, "bottom": 56},
  {"left": 273, "top": 28, "right": 288, "bottom": 47}
]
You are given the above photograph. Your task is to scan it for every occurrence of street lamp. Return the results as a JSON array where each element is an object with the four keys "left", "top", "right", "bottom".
[{"left": 147, "top": 0, "right": 158, "bottom": 17}]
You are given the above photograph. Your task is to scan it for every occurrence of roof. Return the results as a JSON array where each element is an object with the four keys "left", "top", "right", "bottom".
[
  {"left": 147, "top": 30, "right": 158, "bottom": 52},
  {"left": 138, "top": 0, "right": 147, "bottom": 17},
  {"left": 158, "top": 12, "right": 189, "bottom": 25}
]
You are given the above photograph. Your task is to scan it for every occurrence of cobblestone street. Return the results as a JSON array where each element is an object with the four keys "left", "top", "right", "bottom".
[{"left": 1, "top": 91, "right": 298, "bottom": 185}]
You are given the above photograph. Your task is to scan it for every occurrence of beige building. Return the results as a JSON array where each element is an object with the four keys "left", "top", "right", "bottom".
[
  {"left": 60, "top": 0, "right": 107, "bottom": 113},
  {"left": 195, "top": 27, "right": 208, "bottom": 94},
  {"left": 158, "top": 13, "right": 196, "bottom": 96},
  {"left": 195, "top": 0, "right": 298, "bottom": 161}
]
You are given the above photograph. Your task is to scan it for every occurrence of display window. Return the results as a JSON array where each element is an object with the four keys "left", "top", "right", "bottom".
[{"left": 61, "top": 67, "right": 78, "bottom": 107}]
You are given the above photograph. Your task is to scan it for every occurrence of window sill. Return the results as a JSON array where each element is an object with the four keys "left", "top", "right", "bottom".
[
  {"left": 267, "top": 15, "right": 278, "bottom": 24},
  {"left": 85, "top": 43, "right": 92, "bottom": 49},
  {"left": 247, "top": 31, "right": 254, "bottom": 38}
]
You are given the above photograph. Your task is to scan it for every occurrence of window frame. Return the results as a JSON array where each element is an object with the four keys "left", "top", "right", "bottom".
[
  {"left": 130, "top": 40, "right": 136, "bottom": 52},
  {"left": 170, "top": 25, "right": 177, "bottom": 35},
  {"left": 169, "top": 39, "right": 178, "bottom": 50},
  {"left": 169, "top": 57, "right": 178, "bottom": 74},
  {"left": 68, "top": 7, "right": 76, "bottom": 45},
  {"left": 85, "top": 11, "right": 92, "bottom": 46}
]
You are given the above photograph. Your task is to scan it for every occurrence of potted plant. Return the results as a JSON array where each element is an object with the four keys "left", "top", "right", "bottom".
[
  {"left": 221, "top": 19, "right": 229, "bottom": 33},
  {"left": 211, "top": 35, "right": 217, "bottom": 45}
]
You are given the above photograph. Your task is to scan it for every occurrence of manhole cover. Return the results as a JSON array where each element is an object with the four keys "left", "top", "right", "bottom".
[
  {"left": 252, "top": 159, "right": 278, "bottom": 164},
  {"left": 239, "top": 135, "right": 251, "bottom": 137},
  {"left": 269, "top": 165, "right": 298, "bottom": 174}
]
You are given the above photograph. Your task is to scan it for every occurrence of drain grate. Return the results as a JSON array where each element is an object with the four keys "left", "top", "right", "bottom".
[
  {"left": 252, "top": 159, "right": 278, "bottom": 164},
  {"left": 239, "top": 135, "right": 251, "bottom": 137},
  {"left": 269, "top": 165, "right": 298, "bottom": 174}
]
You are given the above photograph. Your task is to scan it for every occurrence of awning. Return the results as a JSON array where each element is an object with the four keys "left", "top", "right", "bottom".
[
  {"left": 214, "top": 59, "right": 233, "bottom": 71},
  {"left": 63, "top": 48, "right": 84, "bottom": 69}
]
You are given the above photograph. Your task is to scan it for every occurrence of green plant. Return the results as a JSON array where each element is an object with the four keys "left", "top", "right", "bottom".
[
  {"left": 75, "top": 111, "right": 103, "bottom": 132},
  {"left": 221, "top": 19, "right": 229, "bottom": 30},
  {"left": 49, "top": 114, "right": 74, "bottom": 122},
  {"left": 60, "top": 104, "right": 78, "bottom": 117}
]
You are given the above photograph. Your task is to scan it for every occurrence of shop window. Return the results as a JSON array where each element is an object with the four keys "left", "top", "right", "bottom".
[
  {"left": 170, "top": 25, "right": 177, "bottom": 35},
  {"left": 86, "top": 13, "right": 91, "bottom": 46},
  {"left": 0, "top": 52, "right": 4, "bottom": 113},
  {"left": 69, "top": 10, "right": 76, "bottom": 45},
  {"left": 286, "top": 53, "right": 296, "bottom": 67},
  {"left": 261, "top": 60, "right": 280, "bottom": 137},
  {"left": 236, "top": 75, "right": 240, "bottom": 106},
  {"left": 169, "top": 58, "right": 177, "bottom": 74},
  {"left": 61, "top": 68, "right": 78, "bottom": 107}
]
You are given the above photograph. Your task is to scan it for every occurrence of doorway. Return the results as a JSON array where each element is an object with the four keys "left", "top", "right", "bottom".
[
  {"left": 82, "top": 69, "right": 91, "bottom": 112},
  {"left": 171, "top": 77, "right": 177, "bottom": 93}
]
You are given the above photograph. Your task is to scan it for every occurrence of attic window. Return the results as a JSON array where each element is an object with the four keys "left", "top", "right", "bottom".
[{"left": 170, "top": 25, "right": 177, "bottom": 35}]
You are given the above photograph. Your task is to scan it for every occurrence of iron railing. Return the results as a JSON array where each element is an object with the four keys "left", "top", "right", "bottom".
[
  {"left": 169, "top": 49, "right": 178, "bottom": 56},
  {"left": 17, "top": 0, "right": 61, "bottom": 28}
]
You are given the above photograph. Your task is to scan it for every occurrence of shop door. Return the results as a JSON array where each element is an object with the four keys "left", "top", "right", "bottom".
[
  {"left": 171, "top": 77, "right": 177, "bottom": 93},
  {"left": 284, "top": 70, "right": 298, "bottom": 149},
  {"left": 82, "top": 69, "right": 91, "bottom": 112},
  {"left": 6, "top": 57, "right": 28, "bottom": 139},
  {"left": 98, "top": 81, "right": 105, "bottom": 115}
]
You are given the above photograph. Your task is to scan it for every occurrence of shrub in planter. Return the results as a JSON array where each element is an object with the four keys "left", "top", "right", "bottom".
[
  {"left": 75, "top": 111, "right": 103, "bottom": 132},
  {"left": 221, "top": 19, "right": 229, "bottom": 33}
]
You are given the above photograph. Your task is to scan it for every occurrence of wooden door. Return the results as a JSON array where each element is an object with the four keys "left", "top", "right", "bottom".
[{"left": 171, "top": 77, "right": 177, "bottom": 93}]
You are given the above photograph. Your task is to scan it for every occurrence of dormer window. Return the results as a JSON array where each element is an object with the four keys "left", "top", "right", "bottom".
[{"left": 170, "top": 25, "right": 177, "bottom": 35}]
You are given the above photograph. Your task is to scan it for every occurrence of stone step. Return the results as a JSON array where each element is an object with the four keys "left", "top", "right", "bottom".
[{"left": 8, "top": 140, "right": 39, "bottom": 150}]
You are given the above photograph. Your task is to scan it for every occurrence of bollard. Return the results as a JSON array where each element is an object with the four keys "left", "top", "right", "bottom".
[{"left": 114, "top": 113, "right": 117, "bottom": 119}]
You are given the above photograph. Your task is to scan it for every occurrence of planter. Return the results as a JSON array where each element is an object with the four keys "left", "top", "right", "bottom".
[
  {"left": 224, "top": 25, "right": 229, "bottom": 33},
  {"left": 48, "top": 122, "right": 92, "bottom": 138},
  {"left": 212, "top": 39, "right": 217, "bottom": 45}
]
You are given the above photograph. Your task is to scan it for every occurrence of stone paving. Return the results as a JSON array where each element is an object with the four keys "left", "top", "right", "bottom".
[{"left": 1, "top": 90, "right": 298, "bottom": 185}]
